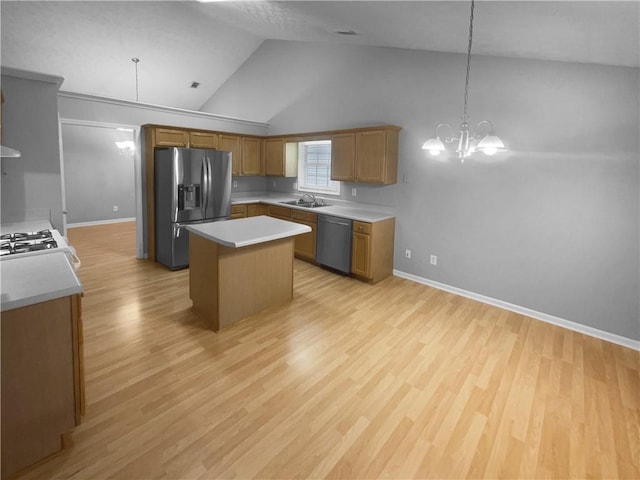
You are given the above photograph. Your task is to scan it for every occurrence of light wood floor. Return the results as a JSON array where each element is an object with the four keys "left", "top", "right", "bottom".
[{"left": 14, "top": 221, "right": 639, "bottom": 479}]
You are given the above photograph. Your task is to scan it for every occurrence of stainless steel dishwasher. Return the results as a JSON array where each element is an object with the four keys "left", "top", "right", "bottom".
[{"left": 316, "top": 214, "right": 353, "bottom": 273}]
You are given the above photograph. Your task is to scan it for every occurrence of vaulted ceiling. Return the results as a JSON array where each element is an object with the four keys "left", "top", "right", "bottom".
[{"left": 1, "top": 1, "right": 638, "bottom": 111}]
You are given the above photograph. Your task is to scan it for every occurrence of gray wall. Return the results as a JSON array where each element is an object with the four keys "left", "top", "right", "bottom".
[
  {"left": 62, "top": 123, "right": 136, "bottom": 224},
  {"left": 1, "top": 69, "right": 64, "bottom": 230},
  {"left": 202, "top": 40, "right": 640, "bottom": 342}
]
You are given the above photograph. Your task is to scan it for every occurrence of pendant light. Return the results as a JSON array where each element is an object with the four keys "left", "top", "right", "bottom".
[
  {"left": 422, "top": 0, "right": 505, "bottom": 161},
  {"left": 132, "top": 57, "right": 140, "bottom": 102}
]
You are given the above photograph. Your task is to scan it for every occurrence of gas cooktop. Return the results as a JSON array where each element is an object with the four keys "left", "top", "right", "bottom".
[{"left": 0, "top": 229, "right": 60, "bottom": 256}]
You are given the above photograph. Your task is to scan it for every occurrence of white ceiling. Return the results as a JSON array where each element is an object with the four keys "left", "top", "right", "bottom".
[{"left": 1, "top": 1, "right": 638, "bottom": 111}]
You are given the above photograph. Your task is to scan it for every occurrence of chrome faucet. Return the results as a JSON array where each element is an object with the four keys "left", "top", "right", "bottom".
[{"left": 301, "top": 193, "right": 316, "bottom": 203}]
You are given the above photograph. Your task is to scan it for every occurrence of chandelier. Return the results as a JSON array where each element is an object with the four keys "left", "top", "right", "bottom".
[{"left": 422, "top": 0, "right": 505, "bottom": 161}]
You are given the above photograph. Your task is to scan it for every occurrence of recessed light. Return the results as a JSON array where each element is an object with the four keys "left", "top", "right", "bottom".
[
  {"left": 191, "top": 81, "right": 200, "bottom": 89},
  {"left": 335, "top": 30, "right": 358, "bottom": 36}
]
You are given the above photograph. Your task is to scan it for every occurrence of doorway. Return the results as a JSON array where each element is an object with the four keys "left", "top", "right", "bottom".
[{"left": 60, "top": 120, "right": 143, "bottom": 258}]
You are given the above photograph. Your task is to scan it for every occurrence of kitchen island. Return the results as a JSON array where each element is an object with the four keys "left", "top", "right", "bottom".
[{"left": 187, "top": 216, "right": 311, "bottom": 331}]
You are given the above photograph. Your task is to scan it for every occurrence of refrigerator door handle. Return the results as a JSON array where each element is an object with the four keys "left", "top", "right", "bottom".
[
  {"left": 200, "top": 158, "right": 207, "bottom": 218},
  {"left": 206, "top": 156, "right": 213, "bottom": 217}
]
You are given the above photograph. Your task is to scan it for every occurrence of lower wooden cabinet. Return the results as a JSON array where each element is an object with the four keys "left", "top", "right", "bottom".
[
  {"left": 1, "top": 294, "right": 85, "bottom": 479},
  {"left": 351, "top": 218, "right": 395, "bottom": 283},
  {"left": 247, "top": 203, "right": 268, "bottom": 217},
  {"left": 267, "top": 205, "right": 291, "bottom": 220},
  {"left": 291, "top": 210, "right": 317, "bottom": 261},
  {"left": 230, "top": 204, "right": 247, "bottom": 219}
]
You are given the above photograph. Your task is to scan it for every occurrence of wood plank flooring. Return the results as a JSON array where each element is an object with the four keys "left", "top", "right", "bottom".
[{"left": 12, "top": 221, "right": 639, "bottom": 479}]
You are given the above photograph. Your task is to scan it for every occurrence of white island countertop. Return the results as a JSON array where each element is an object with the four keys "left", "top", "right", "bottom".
[
  {"left": 187, "top": 215, "right": 311, "bottom": 248},
  {"left": 1, "top": 251, "right": 83, "bottom": 312}
]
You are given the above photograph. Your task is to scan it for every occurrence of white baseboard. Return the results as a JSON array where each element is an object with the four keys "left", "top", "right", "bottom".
[
  {"left": 67, "top": 217, "right": 136, "bottom": 228},
  {"left": 393, "top": 269, "right": 640, "bottom": 352}
]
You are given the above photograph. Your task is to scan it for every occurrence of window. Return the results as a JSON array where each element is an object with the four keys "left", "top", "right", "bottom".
[{"left": 297, "top": 140, "right": 340, "bottom": 195}]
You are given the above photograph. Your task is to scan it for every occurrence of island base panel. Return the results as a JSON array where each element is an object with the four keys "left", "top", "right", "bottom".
[{"left": 189, "top": 233, "right": 294, "bottom": 331}]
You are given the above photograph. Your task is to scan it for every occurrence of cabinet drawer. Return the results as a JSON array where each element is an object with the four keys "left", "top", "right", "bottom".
[
  {"left": 268, "top": 205, "right": 291, "bottom": 218},
  {"left": 291, "top": 210, "right": 317, "bottom": 223},
  {"left": 231, "top": 205, "right": 247, "bottom": 217},
  {"left": 353, "top": 221, "right": 372, "bottom": 234}
]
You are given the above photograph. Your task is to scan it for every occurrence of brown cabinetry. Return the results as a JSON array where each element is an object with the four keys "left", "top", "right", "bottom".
[
  {"left": 331, "top": 127, "right": 399, "bottom": 184},
  {"left": 248, "top": 203, "right": 268, "bottom": 217},
  {"left": 219, "top": 134, "right": 242, "bottom": 175},
  {"left": 291, "top": 210, "right": 317, "bottom": 261},
  {"left": 189, "top": 131, "right": 218, "bottom": 149},
  {"left": 265, "top": 138, "right": 298, "bottom": 177},
  {"left": 1, "top": 294, "right": 85, "bottom": 479},
  {"left": 267, "top": 204, "right": 291, "bottom": 220},
  {"left": 241, "top": 137, "right": 263, "bottom": 175},
  {"left": 267, "top": 205, "right": 317, "bottom": 261},
  {"left": 351, "top": 218, "right": 395, "bottom": 283},
  {"left": 155, "top": 128, "right": 189, "bottom": 147},
  {"left": 330, "top": 132, "right": 356, "bottom": 181},
  {"left": 230, "top": 204, "right": 247, "bottom": 219}
]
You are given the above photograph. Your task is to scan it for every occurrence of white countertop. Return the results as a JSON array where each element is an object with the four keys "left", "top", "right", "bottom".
[
  {"left": 0, "top": 219, "right": 53, "bottom": 234},
  {"left": 231, "top": 194, "right": 395, "bottom": 223},
  {"left": 187, "top": 215, "right": 311, "bottom": 248},
  {"left": 1, "top": 252, "right": 83, "bottom": 312}
]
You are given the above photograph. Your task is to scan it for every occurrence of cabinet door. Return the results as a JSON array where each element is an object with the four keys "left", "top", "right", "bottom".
[
  {"left": 331, "top": 133, "right": 355, "bottom": 181},
  {"left": 155, "top": 128, "right": 189, "bottom": 147},
  {"left": 247, "top": 203, "right": 268, "bottom": 217},
  {"left": 355, "top": 130, "right": 387, "bottom": 183},
  {"left": 241, "top": 137, "right": 262, "bottom": 175},
  {"left": 351, "top": 231, "right": 371, "bottom": 278},
  {"left": 190, "top": 131, "right": 218, "bottom": 149},
  {"left": 265, "top": 139, "right": 284, "bottom": 176},
  {"left": 219, "top": 134, "right": 242, "bottom": 175},
  {"left": 293, "top": 219, "right": 317, "bottom": 261},
  {"left": 267, "top": 205, "right": 291, "bottom": 219}
]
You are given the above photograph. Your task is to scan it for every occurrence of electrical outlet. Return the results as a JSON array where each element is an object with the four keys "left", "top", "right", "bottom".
[
  {"left": 430, "top": 254, "right": 438, "bottom": 265},
  {"left": 405, "top": 249, "right": 411, "bottom": 259},
  {"left": 272, "top": 181, "right": 276, "bottom": 187},
  {"left": 403, "top": 174, "right": 410, "bottom": 183},
  {"left": 232, "top": 180, "right": 238, "bottom": 188},
  {"left": 113, "top": 205, "right": 119, "bottom": 212},
  {"left": 292, "top": 182, "right": 298, "bottom": 190},
  {"left": 351, "top": 187, "right": 357, "bottom": 197}
]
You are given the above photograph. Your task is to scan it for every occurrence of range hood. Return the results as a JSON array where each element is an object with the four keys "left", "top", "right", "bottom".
[{"left": 0, "top": 145, "right": 21, "bottom": 158}]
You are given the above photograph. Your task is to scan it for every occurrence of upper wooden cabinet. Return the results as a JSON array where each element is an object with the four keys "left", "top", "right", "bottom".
[
  {"left": 189, "top": 131, "right": 218, "bottom": 149},
  {"left": 330, "top": 132, "right": 356, "bottom": 181},
  {"left": 331, "top": 127, "right": 400, "bottom": 184},
  {"left": 218, "top": 134, "right": 242, "bottom": 175},
  {"left": 241, "top": 137, "right": 262, "bottom": 175},
  {"left": 155, "top": 128, "right": 189, "bottom": 147},
  {"left": 264, "top": 138, "right": 298, "bottom": 177}
]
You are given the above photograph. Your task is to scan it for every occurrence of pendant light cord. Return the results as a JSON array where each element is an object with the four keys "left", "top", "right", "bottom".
[
  {"left": 132, "top": 57, "right": 140, "bottom": 102},
  {"left": 462, "top": 0, "right": 475, "bottom": 123}
]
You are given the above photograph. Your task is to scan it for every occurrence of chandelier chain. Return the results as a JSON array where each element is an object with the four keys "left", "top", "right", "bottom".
[{"left": 462, "top": 0, "right": 475, "bottom": 123}]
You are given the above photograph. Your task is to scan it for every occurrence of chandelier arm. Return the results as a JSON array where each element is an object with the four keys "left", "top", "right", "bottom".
[
  {"left": 435, "top": 123, "right": 456, "bottom": 142},
  {"left": 462, "top": 0, "right": 475, "bottom": 123}
]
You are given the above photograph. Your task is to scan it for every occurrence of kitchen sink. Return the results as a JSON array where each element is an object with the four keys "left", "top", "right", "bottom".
[{"left": 279, "top": 200, "right": 328, "bottom": 208}]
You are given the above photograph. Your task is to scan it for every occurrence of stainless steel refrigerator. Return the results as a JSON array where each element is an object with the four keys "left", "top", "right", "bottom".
[{"left": 155, "top": 147, "right": 232, "bottom": 269}]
